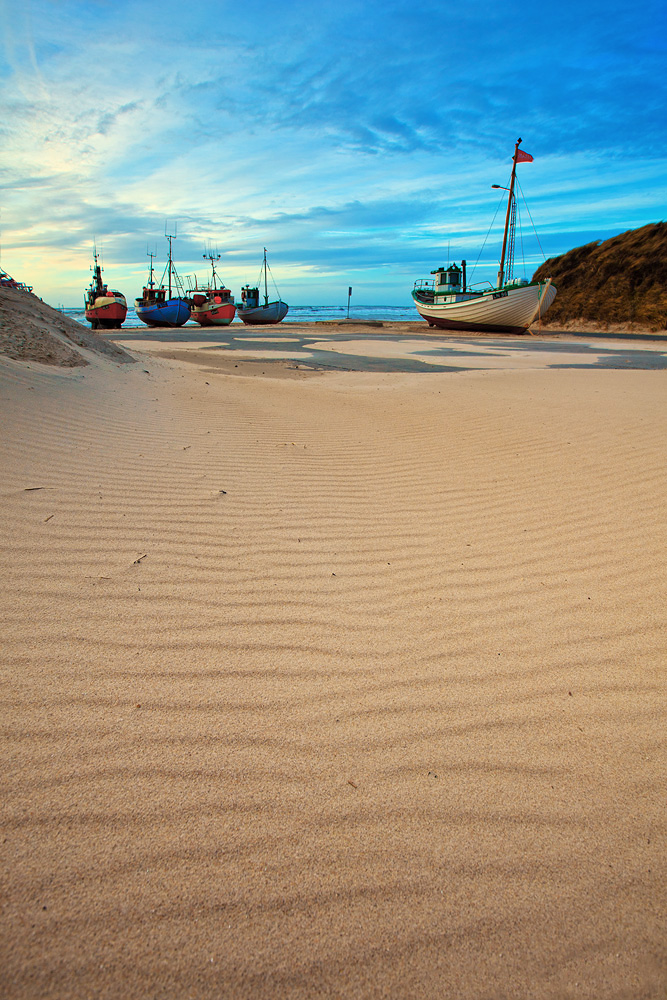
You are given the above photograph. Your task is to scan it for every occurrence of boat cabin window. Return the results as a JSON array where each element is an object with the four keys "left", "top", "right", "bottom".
[
  {"left": 433, "top": 264, "right": 462, "bottom": 292},
  {"left": 242, "top": 285, "right": 259, "bottom": 307}
]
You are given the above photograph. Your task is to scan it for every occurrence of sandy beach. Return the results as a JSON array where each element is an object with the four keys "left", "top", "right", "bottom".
[{"left": 1, "top": 321, "right": 666, "bottom": 999}]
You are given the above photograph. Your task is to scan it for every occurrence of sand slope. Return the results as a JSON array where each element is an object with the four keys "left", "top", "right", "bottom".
[
  {"left": 1, "top": 348, "right": 665, "bottom": 999},
  {"left": 0, "top": 285, "right": 134, "bottom": 366}
]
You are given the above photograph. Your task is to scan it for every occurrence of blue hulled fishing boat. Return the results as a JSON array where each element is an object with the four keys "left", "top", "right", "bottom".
[{"left": 135, "top": 233, "right": 191, "bottom": 328}]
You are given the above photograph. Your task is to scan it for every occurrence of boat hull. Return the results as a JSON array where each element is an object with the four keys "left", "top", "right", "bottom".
[
  {"left": 237, "top": 301, "right": 288, "bottom": 325},
  {"left": 191, "top": 306, "right": 235, "bottom": 326},
  {"left": 85, "top": 296, "right": 127, "bottom": 329},
  {"left": 135, "top": 297, "right": 191, "bottom": 328},
  {"left": 413, "top": 280, "right": 556, "bottom": 333},
  {"left": 190, "top": 296, "right": 235, "bottom": 326}
]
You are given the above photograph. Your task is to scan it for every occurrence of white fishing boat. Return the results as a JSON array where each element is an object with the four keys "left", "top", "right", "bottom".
[
  {"left": 237, "top": 248, "right": 288, "bottom": 325},
  {"left": 412, "top": 139, "right": 556, "bottom": 333}
]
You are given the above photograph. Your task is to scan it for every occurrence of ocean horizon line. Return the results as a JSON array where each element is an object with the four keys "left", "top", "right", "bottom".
[{"left": 62, "top": 303, "right": 421, "bottom": 327}]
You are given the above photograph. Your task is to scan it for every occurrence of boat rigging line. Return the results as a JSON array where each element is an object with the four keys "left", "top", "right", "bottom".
[
  {"left": 254, "top": 247, "right": 283, "bottom": 307},
  {"left": 467, "top": 192, "right": 506, "bottom": 288},
  {"left": 514, "top": 176, "right": 549, "bottom": 266}
]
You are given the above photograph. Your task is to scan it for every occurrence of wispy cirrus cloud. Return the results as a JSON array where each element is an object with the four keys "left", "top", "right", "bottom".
[{"left": 1, "top": 0, "right": 666, "bottom": 303}]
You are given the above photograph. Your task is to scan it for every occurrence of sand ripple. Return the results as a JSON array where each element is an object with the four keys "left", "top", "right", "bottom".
[{"left": 1, "top": 355, "right": 665, "bottom": 998}]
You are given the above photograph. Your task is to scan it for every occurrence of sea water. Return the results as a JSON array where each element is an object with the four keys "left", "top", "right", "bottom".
[{"left": 62, "top": 304, "right": 418, "bottom": 327}]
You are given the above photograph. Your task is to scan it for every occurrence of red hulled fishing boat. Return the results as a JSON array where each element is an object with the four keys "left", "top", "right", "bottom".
[
  {"left": 84, "top": 248, "right": 127, "bottom": 329},
  {"left": 190, "top": 251, "right": 236, "bottom": 326}
]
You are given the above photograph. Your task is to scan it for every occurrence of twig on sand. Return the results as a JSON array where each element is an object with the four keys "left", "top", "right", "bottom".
[{"left": 133, "top": 554, "right": 148, "bottom": 564}]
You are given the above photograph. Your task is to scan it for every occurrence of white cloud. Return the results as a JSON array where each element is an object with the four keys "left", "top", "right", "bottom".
[{"left": 2, "top": 0, "right": 666, "bottom": 304}]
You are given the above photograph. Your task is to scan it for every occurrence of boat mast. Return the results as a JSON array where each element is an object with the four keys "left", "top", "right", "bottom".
[
  {"left": 91, "top": 245, "right": 104, "bottom": 293},
  {"left": 497, "top": 138, "right": 522, "bottom": 289},
  {"left": 147, "top": 250, "right": 156, "bottom": 289},
  {"left": 204, "top": 250, "right": 221, "bottom": 290},
  {"left": 263, "top": 247, "right": 268, "bottom": 307},
  {"left": 166, "top": 232, "right": 176, "bottom": 298}
]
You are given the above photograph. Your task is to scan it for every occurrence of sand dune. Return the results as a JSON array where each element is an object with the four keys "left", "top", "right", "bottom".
[
  {"left": 0, "top": 285, "right": 133, "bottom": 367},
  {"left": 1, "top": 339, "right": 665, "bottom": 999}
]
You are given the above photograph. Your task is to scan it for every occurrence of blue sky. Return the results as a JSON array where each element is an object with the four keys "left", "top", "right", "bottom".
[{"left": 1, "top": 0, "right": 666, "bottom": 306}]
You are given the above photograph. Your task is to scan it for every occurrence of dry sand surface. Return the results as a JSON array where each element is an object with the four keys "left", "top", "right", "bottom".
[{"left": 1, "top": 325, "right": 666, "bottom": 999}]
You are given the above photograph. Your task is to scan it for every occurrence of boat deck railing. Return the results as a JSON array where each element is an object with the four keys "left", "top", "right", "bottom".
[{"left": 412, "top": 279, "right": 435, "bottom": 302}]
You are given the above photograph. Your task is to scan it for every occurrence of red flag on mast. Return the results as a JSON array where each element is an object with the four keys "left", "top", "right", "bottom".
[{"left": 516, "top": 148, "right": 533, "bottom": 162}]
